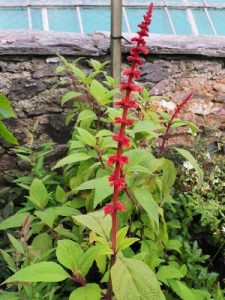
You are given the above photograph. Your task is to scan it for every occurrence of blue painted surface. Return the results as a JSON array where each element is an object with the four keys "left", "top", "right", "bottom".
[
  {"left": 48, "top": 8, "right": 80, "bottom": 32},
  {"left": 192, "top": 8, "right": 214, "bottom": 35},
  {"left": 31, "top": 8, "right": 43, "bottom": 30},
  {"left": 0, "top": 8, "right": 28, "bottom": 29},
  {"left": 127, "top": 7, "right": 172, "bottom": 34},
  {"left": 208, "top": 9, "right": 225, "bottom": 35},
  {"left": 169, "top": 9, "right": 192, "bottom": 35},
  {"left": 0, "top": 1, "right": 223, "bottom": 35},
  {"left": 81, "top": 7, "right": 127, "bottom": 33}
]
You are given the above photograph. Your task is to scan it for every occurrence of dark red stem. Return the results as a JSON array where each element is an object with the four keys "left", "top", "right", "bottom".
[{"left": 159, "top": 91, "right": 193, "bottom": 156}]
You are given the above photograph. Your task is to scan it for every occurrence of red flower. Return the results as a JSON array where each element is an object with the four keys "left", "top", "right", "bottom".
[
  {"left": 113, "top": 134, "right": 130, "bottom": 147},
  {"left": 114, "top": 117, "right": 134, "bottom": 126},
  {"left": 116, "top": 201, "right": 125, "bottom": 212},
  {"left": 114, "top": 99, "right": 138, "bottom": 109},
  {"left": 120, "top": 82, "right": 142, "bottom": 93},
  {"left": 109, "top": 177, "right": 126, "bottom": 191},
  {"left": 127, "top": 56, "right": 144, "bottom": 66},
  {"left": 107, "top": 155, "right": 129, "bottom": 166},
  {"left": 130, "top": 46, "right": 149, "bottom": 55},
  {"left": 103, "top": 203, "right": 114, "bottom": 216},
  {"left": 123, "top": 68, "right": 141, "bottom": 79},
  {"left": 103, "top": 201, "right": 126, "bottom": 216},
  {"left": 131, "top": 36, "right": 146, "bottom": 46}
]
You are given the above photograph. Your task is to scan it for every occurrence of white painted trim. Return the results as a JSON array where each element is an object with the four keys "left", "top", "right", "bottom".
[
  {"left": 41, "top": 7, "right": 49, "bottom": 31},
  {"left": 164, "top": 6, "right": 176, "bottom": 35},
  {"left": 204, "top": 7, "right": 217, "bottom": 36},
  {"left": 27, "top": 7, "right": 33, "bottom": 29},
  {"left": 77, "top": 6, "right": 84, "bottom": 34},
  {"left": 123, "top": 7, "right": 131, "bottom": 34},
  {"left": 186, "top": 8, "right": 199, "bottom": 36}
]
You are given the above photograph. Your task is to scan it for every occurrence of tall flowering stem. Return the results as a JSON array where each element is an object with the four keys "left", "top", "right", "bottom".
[
  {"left": 159, "top": 91, "right": 193, "bottom": 156},
  {"left": 104, "top": 4, "right": 154, "bottom": 298}
]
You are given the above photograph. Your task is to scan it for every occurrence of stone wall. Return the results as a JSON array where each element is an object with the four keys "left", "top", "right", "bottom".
[{"left": 0, "top": 32, "right": 224, "bottom": 183}]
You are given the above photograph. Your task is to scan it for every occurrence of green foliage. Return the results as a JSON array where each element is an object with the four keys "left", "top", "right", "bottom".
[
  {"left": 0, "top": 57, "right": 223, "bottom": 300},
  {"left": 111, "top": 257, "right": 161, "bottom": 300},
  {"left": 69, "top": 283, "right": 101, "bottom": 300},
  {"left": 3, "top": 262, "right": 69, "bottom": 284},
  {"left": 0, "top": 94, "right": 18, "bottom": 144}
]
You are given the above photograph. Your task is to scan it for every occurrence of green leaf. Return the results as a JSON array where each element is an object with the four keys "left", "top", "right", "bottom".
[
  {"left": 0, "top": 292, "right": 19, "bottom": 300},
  {"left": 117, "top": 227, "right": 139, "bottom": 251},
  {"left": 0, "top": 94, "right": 15, "bottom": 118},
  {"left": 0, "top": 212, "right": 30, "bottom": 230},
  {"left": 69, "top": 283, "right": 101, "bottom": 300},
  {"left": 133, "top": 187, "right": 159, "bottom": 229},
  {"left": 29, "top": 178, "right": 49, "bottom": 209},
  {"left": 77, "top": 110, "right": 96, "bottom": 124},
  {"left": 94, "top": 176, "right": 113, "bottom": 208},
  {"left": 76, "top": 127, "right": 96, "bottom": 147},
  {"left": 132, "top": 120, "right": 160, "bottom": 137},
  {"left": 157, "top": 265, "right": 186, "bottom": 285},
  {"left": 79, "top": 245, "right": 104, "bottom": 277},
  {"left": 35, "top": 208, "right": 55, "bottom": 228},
  {"left": 54, "top": 206, "right": 79, "bottom": 217},
  {"left": 166, "top": 239, "right": 182, "bottom": 254},
  {"left": 7, "top": 233, "right": 25, "bottom": 255},
  {"left": 61, "top": 91, "right": 82, "bottom": 106},
  {"left": 0, "top": 121, "right": 18, "bottom": 145},
  {"left": 174, "top": 147, "right": 204, "bottom": 187},
  {"left": 90, "top": 80, "right": 108, "bottom": 105},
  {"left": 171, "top": 119, "right": 198, "bottom": 135},
  {"left": 0, "top": 249, "right": 16, "bottom": 272},
  {"left": 31, "top": 233, "right": 52, "bottom": 255},
  {"left": 111, "top": 257, "right": 161, "bottom": 300},
  {"left": 73, "top": 210, "right": 111, "bottom": 240},
  {"left": 3, "top": 262, "right": 69, "bottom": 284},
  {"left": 56, "top": 239, "right": 83, "bottom": 273},
  {"left": 169, "top": 280, "right": 199, "bottom": 300},
  {"left": 53, "top": 153, "right": 92, "bottom": 169},
  {"left": 55, "top": 185, "right": 67, "bottom": 203}
]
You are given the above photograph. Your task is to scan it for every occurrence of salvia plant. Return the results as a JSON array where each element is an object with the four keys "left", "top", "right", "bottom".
[{"left": 0, "top": 3, "right": 224, "bottom": 300}]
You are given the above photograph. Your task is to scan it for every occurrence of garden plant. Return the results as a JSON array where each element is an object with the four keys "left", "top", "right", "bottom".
[{"left": 0, "top": 3, "right": 224, "bottom": 300}]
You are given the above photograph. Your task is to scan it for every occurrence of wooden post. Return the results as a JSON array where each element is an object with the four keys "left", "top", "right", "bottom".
[{"left": 111, "top": 0, "right": 122, "bottom": 83}]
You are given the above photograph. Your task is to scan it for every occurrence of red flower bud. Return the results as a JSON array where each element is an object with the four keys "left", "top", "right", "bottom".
[
  {"left": 114, "top": 99, "right": 138, "bottom": 109},
  {"left": 114, "top": 117, "right": 134, "bottom": 126},
  {"left": 113, "top": 134, "right": 130, "bottom": 148}
]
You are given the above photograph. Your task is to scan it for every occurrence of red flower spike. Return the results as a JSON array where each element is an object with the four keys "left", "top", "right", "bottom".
[
  {"left": 114, "top": 117, "right": 134, "bottom": 126},
  {"left": 131, "top": 36, "right": 146, "bottom": 46},
  {"left": 106, "top": 3, "right": 154, "bottom": 257},
  {"left": 109, "top": 177, "right": 126, "bottom": 191},
  {"left": 114, "top": 99, "right": 138, "bottom": 109},
  {"left": 103, "top": 204, "right": 115, "bottom": 216},
  {"left": 113, "top": 134, "right": 130, "bottom": 148},
  {"left": 122, "top": 68, "right": 141, "bottom": 79},
  {"left": 107, "top": 155, "right": 129, "bottom": 166},
  {"left": 120, "top": 82, "right": 142, "bottom": 93},
  {"left": 116, "top": 201, "right": 126, "bottom": 212},
  {"left": 127, "top": 56, "right": 144, "bottom": 66},
  {"left": 103, "top": 201, "right": 126, "bottom": 216}
]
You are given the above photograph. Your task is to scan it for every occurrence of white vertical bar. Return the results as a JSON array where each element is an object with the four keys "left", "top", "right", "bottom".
[
  {"left": 187, "top": 8, "right": 199, "bottom": 35},
  {"left": 41, "top": 7, "right": 49, "bottom": 31},
  {"left": 27, "top": 7, "right": 32, "bottom": 29},
  {"left": 77, "top": 6, "right": 84, "bottom": 33},
  {"left": 26, "top": 0, "right": 32, "bottom": 29},
  {"left": 123, "top": 7, "right": 131, "bottom": 33},
  {"left": 164, "top": 7, "right": 176, "bottom": 35},
  {"left": 204, "top": 7, "right": 217, "bottom": 35}
]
